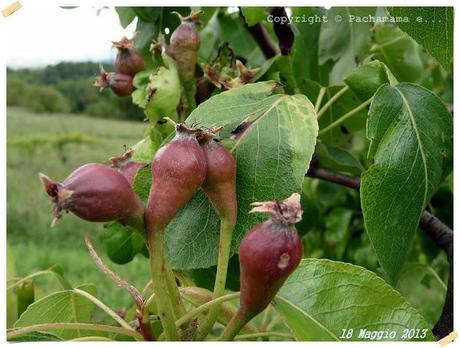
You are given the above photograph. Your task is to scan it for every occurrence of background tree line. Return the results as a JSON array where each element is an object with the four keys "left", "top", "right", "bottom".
[{"left": 7, "top": 62, "right": 145, "bottom": 121}]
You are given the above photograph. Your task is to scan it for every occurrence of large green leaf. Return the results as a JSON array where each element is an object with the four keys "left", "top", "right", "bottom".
[
  {"left": 164, "top": 81, "right": 318, "bottom": 269},
  {"left": 389, "top": 7, "right": 453, "bottom": 70},
  {"left": 361, "top": 83, "right": 453, "bottom": 283},
  {"left": 318, "top": 7, "right": 375, "bottom": 84},
  {"left": 275, "top": 259, "right": 434, "bottom": 341},
  {"left": 14, "top": 285, "right": 97, "bottom": 340}
]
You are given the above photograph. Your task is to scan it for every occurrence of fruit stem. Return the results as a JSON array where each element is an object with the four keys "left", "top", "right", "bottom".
[
  {"left": 316, "top": 85, "right": 349, "bottom": 119},
  {"left": 183, "top": 79, "right": 197, "bottom": 117},
  {"left": 164, "top": 260, "right": 187, "bottom": 322},
  {"left": 148, "top": 229, "right": 180, "bottom": 341},
  {"left": 318, "top": 97, "right": 372, "bottom": 135},
  {"left": 218, "top": 310, "right": 250, "bottom": 341},
  {"left": 196, "top": 217, "right": 235, "bottom": 339}
]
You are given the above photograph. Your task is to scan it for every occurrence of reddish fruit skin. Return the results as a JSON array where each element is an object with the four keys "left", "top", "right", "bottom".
[
  {"left": 146, "top": 125, "right": 207, "bottom": 233},
  {"left": 170, "top": 21, "right": 200, "bottom": 82},
  {"left": 40, "top": 163, "right": 144, "bottom": 229},
  {"left": 119, "top": 161, "right": 149, "bottom": 186},
  {"left": 113, "top": 37, "right": 145, "bottom": 76},
  {"left": 115, "top": 49, "right": 145, "bottom": 76},
  {"left": 107, "top": 73, "right": 134, "bottom": 97},
  {"left": 239, "top": 221, "right": 303, "bottom": 318},
  {"left": 201, "top": 139, "right": 237, "bottom": 223}
]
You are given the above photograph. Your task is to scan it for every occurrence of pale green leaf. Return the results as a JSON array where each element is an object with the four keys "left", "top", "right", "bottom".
[
  {"left": 164, "top": 81, "right": 318, "bottom": 269},
  {"left": 14, "top": 285, "right": 97, "bottom": 340}
]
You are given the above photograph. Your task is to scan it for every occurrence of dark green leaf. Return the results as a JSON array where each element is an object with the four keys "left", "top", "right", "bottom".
[
  {"left": 361, "top": 83, "right": 453, "bottom": 283},
  {"left": 344, "top": 60, "right": 397, "bottom": 100},
  {"left": 132, "top": 166, "right": 152, "bottom": 202},
  {"left": 389, "top": 7, "right": 453, "bottom": 69},
  {"left": 275, "top": 259, "right": 434, "bottom": 341},
  {"left": 115, "top": 7, "right": 136, "bottom": 28},
  {"left": 315, "top": 142, "right": 364, "bottom": 175},
  {"left": 102, "top": 223, "right": 147, "bottom": 265},
  {"left": 240, "top": 7, "right": 268, "bottom": 26}
]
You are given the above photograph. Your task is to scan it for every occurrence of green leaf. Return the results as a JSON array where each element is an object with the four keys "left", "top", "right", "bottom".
[
  {"left": 315, "top": 142, "right": 364, "bottom": 175},
  {"left": 291, "top": 7, "right": 324, "bottom": 83},
  {"left": 165, "top": 81, "right": 318, "bottom": 269},
  {"left": 216, "top": 11, "right": 265, "bottom": 67},
  {"left": 318, "top": 8, "right": 375, "bottom": 84},
  {"left": 361, "top": 83, "right": 453, "bottom": 283},
  {"left": 273, "top": 296, "right": 338, "bottom": 341},
  {"left": 396, "top": 263, "right": 446, "bottom": 326},
  {"left": 344, "top": 60, "right": 397, "bottom": 100},
  {"left": 389, "top": 7, "right": 453, "bottom": 70},
  {"left": 132, "top": 166, "right": 152, "bottom": 202},
  {"left": 102, "top": 223, "right": 148, "bottom": 265},
  {"left": 240, "top": 7, "right": 268, "bottom": 26},
  {"left": 145, "top": 57, "right": 181, "bottom": 122},
  {"left": 275, "top": 259, "right": 434, "bottom": 341},
  {"left": 115, "top": 7, "right": 136, "bottom": 28},
  {"left": 371, "top": 25, "right": 424, "bottom": 83},
  {"left": 323, "top": 208, "right": 353, "bottom": 259},
  {"left": 14, "top": 285, "right": 97, "bottom": 340}
]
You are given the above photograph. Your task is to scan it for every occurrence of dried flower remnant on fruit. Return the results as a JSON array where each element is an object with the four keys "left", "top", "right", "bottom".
[
  {"left": 94, "top": 65, "right": 134, "bottom": 97},
  {"left": 110, "top": 149, "right": 149, "bottom": 185},
  {"left": 204, "top": 60, "right": 259, "bottom": 90},
  {"left": 39, "top": 163, "right": 144, "bottom": 231}
]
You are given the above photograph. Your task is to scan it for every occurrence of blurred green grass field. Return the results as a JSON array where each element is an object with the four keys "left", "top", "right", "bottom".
[{"left": 7, "top": 107, "right": 151, "bottom": 310}]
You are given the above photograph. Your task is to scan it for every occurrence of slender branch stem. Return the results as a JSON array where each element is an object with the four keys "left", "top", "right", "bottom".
[
  {"left": 240, "top": 9, "right": 277, "bottom": 59},
  {"left": 234, "top": 331, "right": 294, "bottom": 340},
  {"left": 196, "top": 217, "right": 235, "bottom": 339},
  {"left": 141, "top": 280, "right": 152, "bottom": 298},
  {"left": 164, "top": 261, "right": 187, "bottom": 322},
  {"left": 72, "top": 289, "right": 132, "bottom": 330},
  {"left": 7, "top": 323, "right": 144, "bottom": 341},
  {"left": 314, "top": 87, "right": 326, "bottom": 113},
  {"left": 319, "top": 98, "right": 372, "bottom": 135},
  {"left": 84, "top": 235, "right": 143, "bottom": 309},
  {"left": 317, "top": 86, "right": 349, "bottom": 119},
  {"left": 148, "top": 230, "right": 180, "bottom": 341},
  {"left": 218, "top": 310, "right": 248, "bottom": 341},
  {"left": 175, "top": 292, "right": 240, "bottom": 329}
]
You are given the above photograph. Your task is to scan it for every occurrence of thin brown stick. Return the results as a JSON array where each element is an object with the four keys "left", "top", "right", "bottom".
[{"left": 84, "top": 235, "right": 143, "bottom": 309}]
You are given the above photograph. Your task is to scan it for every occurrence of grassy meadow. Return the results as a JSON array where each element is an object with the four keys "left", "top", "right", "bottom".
[{"left": 7, "top": 107, "right": 151, "bottom": 311}]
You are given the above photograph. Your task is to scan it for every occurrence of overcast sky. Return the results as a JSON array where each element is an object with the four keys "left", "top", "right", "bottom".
[{"left": 5, "top": 6, "right": 137, "bottom": 68}]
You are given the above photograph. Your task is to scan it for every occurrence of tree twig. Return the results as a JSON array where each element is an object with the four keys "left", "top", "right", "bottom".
[
  {"left": 84, "top": 235, "right": 143, "bottom": 309},
  {"left": 305, "top": 163, "right": 453, "bottom": 338},
  {"left": 270, "top": 7, "right": 294, "bottom": 55},
  {"left": 239, "top": 9, "right": 277, "bottom": 59}
]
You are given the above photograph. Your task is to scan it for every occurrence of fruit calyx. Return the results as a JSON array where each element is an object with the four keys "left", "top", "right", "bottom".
[
  {"left": 250, "top": 193, "right": 302, "bottom": 225},
  {"left": 39, "top": 173, "right": 74, "bottom": 226}
]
